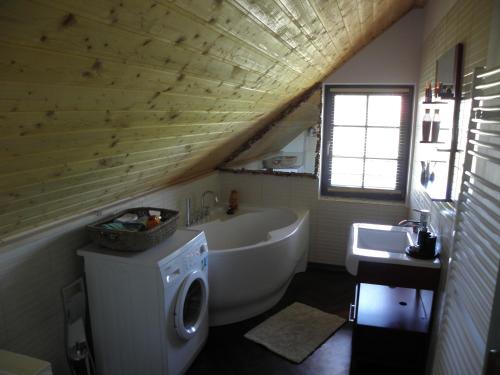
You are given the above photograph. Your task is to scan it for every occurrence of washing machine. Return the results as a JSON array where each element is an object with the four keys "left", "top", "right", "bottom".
[{"left": 78, "top": 229, "right": 209, "bottom": 375}]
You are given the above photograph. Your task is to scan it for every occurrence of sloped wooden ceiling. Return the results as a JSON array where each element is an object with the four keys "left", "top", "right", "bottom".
[{"left": 0, "top": 0, "right": 419, "bottom": 237}]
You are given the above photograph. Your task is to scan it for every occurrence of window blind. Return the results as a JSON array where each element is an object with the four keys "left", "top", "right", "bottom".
[{"left": 321, "top": 85, "right": 413, "bottom": 200}]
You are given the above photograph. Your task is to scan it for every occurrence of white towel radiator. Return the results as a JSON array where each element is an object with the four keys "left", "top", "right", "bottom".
[{"left": 433, "top": 65, "right": 500, "bottom": 375}]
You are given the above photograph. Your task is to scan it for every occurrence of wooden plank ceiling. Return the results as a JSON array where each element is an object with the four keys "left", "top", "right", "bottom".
[{"left": 0, "top": 0, "right": 418, "bottom": 237}]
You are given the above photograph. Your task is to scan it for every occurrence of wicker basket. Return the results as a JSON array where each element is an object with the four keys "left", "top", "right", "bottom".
[{"left": 86, "top": 207, "right": 179, "bottom": 252}]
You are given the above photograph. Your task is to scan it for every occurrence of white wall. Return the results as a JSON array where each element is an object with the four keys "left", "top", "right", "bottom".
[
  {"left": 219, "top": 10, "right": 424, "bottom": 265},
  {"left": 0, "top": 8, "right": 427, "bottom": 374},
  {"left": 422, "top": 0, "right": 459, "bottom": 39},
  {"left": 486, "top": 0, "right": 500, "bottom": 355},
  {"left": 219, "top": 172, "right": 407, "bottom": 264},
  {"left": 407, "top": 0, "right": 498, "bottom": 373},
  {"left": 0, "top": 173, "right": 219, "bottom": 375},
  {"left": 325, "top": 10, "right": 424, "bottom": 84}
]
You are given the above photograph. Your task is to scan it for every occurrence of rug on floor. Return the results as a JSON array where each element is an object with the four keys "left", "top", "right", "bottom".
[{"left": 244, "top": 302, "right": 346, "bottom": 363}]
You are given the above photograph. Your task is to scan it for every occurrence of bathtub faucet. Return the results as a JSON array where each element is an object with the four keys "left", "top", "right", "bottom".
[
  {"left": 185, "top": 197, "right": 193, "bottom": 227},
  {"left": 201, "top": 190, "right": 219, "bottom": 219}
]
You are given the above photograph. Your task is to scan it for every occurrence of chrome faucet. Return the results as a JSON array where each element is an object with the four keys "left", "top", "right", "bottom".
[
  {"left": 398, "top": 209, "right": 430, "bottom": 233},
  {"left": 185, "top": 197, "right": 192, "bottom": 227},
  {"left": 201, "top": 190, "right": 218, "bottom": 219}
]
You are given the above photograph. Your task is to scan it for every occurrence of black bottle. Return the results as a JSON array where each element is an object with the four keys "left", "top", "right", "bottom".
[
  {"left": 417, "top": 228, "right": 430, "bottom": 246},
  {"left": 417, "top": 227, "right": 436, "bottom": 259}
]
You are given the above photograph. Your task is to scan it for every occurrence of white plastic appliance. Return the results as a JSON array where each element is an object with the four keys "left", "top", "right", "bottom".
[
  {"left": 78, "top": 229, "right": 209, "bottom": 375},
  {"left": 0, "top": 350, "right": 52, "bottom": 375}
]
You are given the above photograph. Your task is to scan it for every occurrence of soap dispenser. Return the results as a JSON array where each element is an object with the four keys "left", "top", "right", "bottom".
[
  {"left": 416, "top": 210, "right": 430, "bottom": 245},
  {"left": 406, "top": 210, "right": 437, "bottom": 259}
]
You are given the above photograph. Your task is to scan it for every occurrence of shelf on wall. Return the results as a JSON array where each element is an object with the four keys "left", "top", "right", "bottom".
[
  {"left": 418, "top": 160, "right": 446, "bottom": 163},
  {"left": 436, "top": 148, "right": 464, "bottom": 152},
  {"left": 422, "top": 101, "right": 448, "bottom": 104}
]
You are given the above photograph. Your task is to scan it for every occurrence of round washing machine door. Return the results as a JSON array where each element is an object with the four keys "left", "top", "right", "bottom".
[{"left": 174, "top": 270, "right": 208, "bottom": 340}]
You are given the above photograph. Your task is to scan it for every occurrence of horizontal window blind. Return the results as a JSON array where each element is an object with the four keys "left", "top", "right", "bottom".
[{"left": 321, "top": 85, "right": 413, "bottom": 200}]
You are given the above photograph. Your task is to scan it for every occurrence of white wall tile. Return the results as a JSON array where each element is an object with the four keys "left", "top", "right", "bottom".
[
  {"left": 0, "top": 172, "right": 219, "bottom": 374},
  {"left": 220, "top": 172, "right": 407, "bottom": 266},
  {"left": 6, "top": 313, "right": 70, "bottom": 375},
  {"left": 0, "top": 247, "right": 58, "bottom": 343},
  {"left": 220, "top": 173, "right": 263, "bottom": 206},
  {"left": 237, "top": 175, "right": 263, "bottom": 205},
  {"left": 309, "top": 199, "right": 407, "bottom": 264},
  {"left": 290, "top": 177, "right": 317, "bottom": 208},
  {"left": 261, "top": 175, "right": 292, "bottom": 207},
  {"left": 0, "top": 169, "right": 410, "bottom": 374},
  {"left": 0, "top": 298, "right": 6, "bottom": 348}
]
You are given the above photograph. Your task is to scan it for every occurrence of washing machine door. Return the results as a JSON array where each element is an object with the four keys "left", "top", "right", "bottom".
[{"left": 174, "top": 270, "right": 208, "bottom": 340}]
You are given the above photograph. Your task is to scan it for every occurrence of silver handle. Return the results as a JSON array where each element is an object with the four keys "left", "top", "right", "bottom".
[
  {"left": 348, "top": 303, "right": 356, "bottom": 322},
  {"left": 185, "top": 198, "right": 192, "bottom": 226},
  {"left": 413, "top": 208, "right": 430, "bottom": 226}
]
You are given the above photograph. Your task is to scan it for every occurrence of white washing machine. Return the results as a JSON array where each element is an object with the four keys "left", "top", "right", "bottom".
[{"left": 78, "top": 229, "right": 209, "bottom": 375}]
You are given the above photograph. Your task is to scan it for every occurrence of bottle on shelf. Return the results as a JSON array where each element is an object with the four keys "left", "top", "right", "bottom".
[
  {"left": 431, "top": 109, "right": 440, "bottom": 143},
  {"left": 227, "top": 190, "right": 239, "bottom": 215},
  {"left": 422, "top": 109, "right": 432, "bottom": 142},
  {"left": 434, "top": 81, "right": 442, "bottom": 98},
  {"left": 425, "top": 82, "right": 433, "bottom": 103}
]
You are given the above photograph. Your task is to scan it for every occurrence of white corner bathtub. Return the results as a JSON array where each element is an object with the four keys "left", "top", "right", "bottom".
[{"left": 192, "top": 207, "right": 309, "bottom": 326}]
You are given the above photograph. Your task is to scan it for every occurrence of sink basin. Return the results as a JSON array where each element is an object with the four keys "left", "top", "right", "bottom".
[{"left": 346, "top": 223, "right": 440, "bottom": 276}]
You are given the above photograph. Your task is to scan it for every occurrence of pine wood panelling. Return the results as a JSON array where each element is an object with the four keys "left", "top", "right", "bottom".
[
  {"left": 0, "top": 110, "right": 258, "bottom": 138},
  {"left": 0, "top": 0, "right": 419, "bottom": 237},
  {"left": 0, "top": 43, "right": 279, "bottom": 103}
]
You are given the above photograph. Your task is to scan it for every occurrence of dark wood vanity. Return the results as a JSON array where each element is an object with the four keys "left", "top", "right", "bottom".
[{"left": 349, "top": 262, "right": 441, "bottom": 374}]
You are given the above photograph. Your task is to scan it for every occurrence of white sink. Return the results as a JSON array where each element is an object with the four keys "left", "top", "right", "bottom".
[{"left": 346, "top": 223, "right": 440, "bottom": 276}]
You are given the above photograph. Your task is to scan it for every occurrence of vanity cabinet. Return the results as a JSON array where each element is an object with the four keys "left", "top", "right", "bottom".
[{"left": 349, "top": 262, "right": 441, "bottom": 374}]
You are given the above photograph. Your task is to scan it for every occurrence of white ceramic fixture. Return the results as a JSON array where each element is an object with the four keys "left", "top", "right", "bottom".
[
  {"left": 78, "top": 229, "right": 209, "bottom": 375},
  {"left": 346, "top": 223, "right": 440, "bottom": 276},
  {"left": 192, "top": 207, "right": 309, "bottom": 326},
  {"left": 0, "top": 350, "right": 52, "bottom": 375}
]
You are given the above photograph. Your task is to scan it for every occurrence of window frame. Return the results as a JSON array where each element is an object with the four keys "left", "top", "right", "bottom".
[{"left": 320, "top": 84, "right": 414, "bottom": 201}]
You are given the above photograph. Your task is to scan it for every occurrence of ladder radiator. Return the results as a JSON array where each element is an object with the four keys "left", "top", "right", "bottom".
[{"left": 434, "top": 65, "right": 500, "bottom": 375}]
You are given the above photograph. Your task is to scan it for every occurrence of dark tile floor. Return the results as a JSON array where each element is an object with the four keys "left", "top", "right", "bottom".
[{"left": 187, "top": 265, "right": 356, "bottom": 375}]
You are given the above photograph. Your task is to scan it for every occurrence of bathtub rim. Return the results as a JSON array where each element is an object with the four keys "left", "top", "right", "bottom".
[{"left": 192, "top": 206, "right": 309, "bottom": 253}]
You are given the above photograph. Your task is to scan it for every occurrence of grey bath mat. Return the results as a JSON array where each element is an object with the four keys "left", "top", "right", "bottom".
[{"left": 244, "top": 302, "right": 346, "bottom": 363}]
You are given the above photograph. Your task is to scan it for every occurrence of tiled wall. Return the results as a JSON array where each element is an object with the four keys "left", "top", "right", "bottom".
[
  {"left": 215, "top": 11, "right": 422, "bottom": 265},
  {"left": 2, "top": 2, "right": 493, "bottom": 373},
  {"left": 0, "top": 173, "right": 219, "bottom": 375},
  {"left": 219, "top": 172, "right": 407, "bottom": 265},
  {"left": 0, "top": 169, "right": 406, "bottom": 374},
  {"left": 408, "top": 0, "right": 494, "bottom": 372},
  {"left": 410, "top": 0, "right": 492, "bottom": 299}
]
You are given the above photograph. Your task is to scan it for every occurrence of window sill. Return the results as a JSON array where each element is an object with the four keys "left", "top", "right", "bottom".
[{"left": 318, "top": 194, "right": 407, "bottom": 207}]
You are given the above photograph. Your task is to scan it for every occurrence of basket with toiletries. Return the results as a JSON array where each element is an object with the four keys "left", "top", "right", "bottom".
[{"left": 86, "top": 207, "right": 179, "bottom": 252}]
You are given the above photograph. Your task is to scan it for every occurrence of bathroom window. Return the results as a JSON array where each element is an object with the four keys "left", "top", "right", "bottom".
[{"left": 321, "top": 85, "right": 413, "bottom": 200}]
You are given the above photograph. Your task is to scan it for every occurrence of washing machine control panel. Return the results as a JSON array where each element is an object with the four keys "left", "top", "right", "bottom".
[
  {"left": 161, "top": 233, "right": 208, "bottom": 286},
  {"left": 184, "top": 243, "right": 208, "bottom": 271}
]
